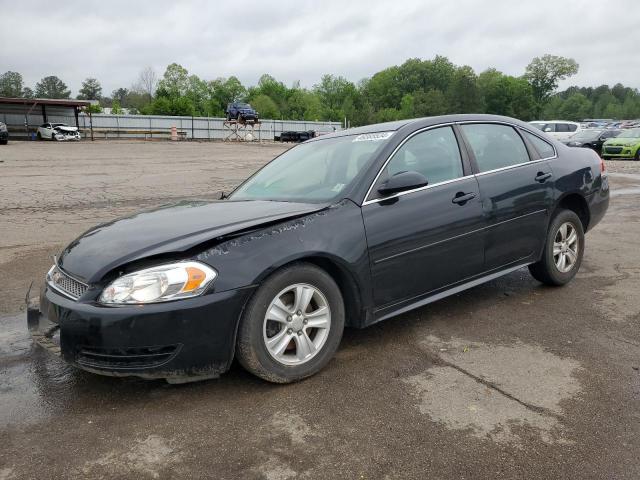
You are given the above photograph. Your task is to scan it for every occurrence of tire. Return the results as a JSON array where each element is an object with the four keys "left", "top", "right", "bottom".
[
  {"left": 528, "top": 209, "right": 585, "bottom": 286},
  {"left": 236, "top": 263, "right": 345, "bottom": 383},
  {"left": 36, "top": 132, "right": 42, "bottom": 141},
  {"left": 0, "top": 140, "right": 7, "bottom": 145},
  {"left": 226, "top": 113, "right": 231, "bottom": 121},
  {"left": 634, "top": 150, "right": 640, "bottom": 162}
]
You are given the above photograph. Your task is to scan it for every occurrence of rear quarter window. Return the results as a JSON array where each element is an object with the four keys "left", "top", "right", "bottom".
[{"left": 522, "top": 131, "right": 556, "bottom": 159}]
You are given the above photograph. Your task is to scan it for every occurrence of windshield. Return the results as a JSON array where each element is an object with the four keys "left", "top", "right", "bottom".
[
  {"left": 230, "top": 133, "right": 392, "bottom": 203},
  {"left": 618, "top": 128, "right": 640, "bottom": 138},
  {"left": 571, "top": 129, "right": 602, "bottom": 140}
]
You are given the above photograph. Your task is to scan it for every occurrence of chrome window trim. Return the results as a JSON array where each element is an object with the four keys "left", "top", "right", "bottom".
[
  {"left": 362, "top": 120, "right": 558, "bottom": 207},
  {"left": 362, "top": 122, "right": 464, "bottom": 206}
]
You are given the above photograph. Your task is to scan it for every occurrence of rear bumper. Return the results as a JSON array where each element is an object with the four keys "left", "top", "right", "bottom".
[
  {"left": 586, "top": 177, "right": 610, "bottom": 232},
  {"left": 27, "top": 284, "right": 256, "bottom": 382}
]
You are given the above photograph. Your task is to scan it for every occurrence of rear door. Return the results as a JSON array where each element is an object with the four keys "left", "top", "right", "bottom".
[
  {"left": 459, "top": 123, "right": 555, "bottom": 271},
  {"left": 362, "top": 125, "right": 485, "bottom": 310}
]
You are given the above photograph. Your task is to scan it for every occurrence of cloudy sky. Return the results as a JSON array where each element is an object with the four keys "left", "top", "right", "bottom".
[{"left": 1, "top": 0, "right": 638, "bottom": 96}]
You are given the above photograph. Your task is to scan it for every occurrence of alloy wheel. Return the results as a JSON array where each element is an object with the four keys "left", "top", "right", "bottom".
[
  {"left": 553, "top": 221, "right": 579, "bottom": 273},
  {"left": 263, "top": 283, "right": 331, "bottom": 366}
]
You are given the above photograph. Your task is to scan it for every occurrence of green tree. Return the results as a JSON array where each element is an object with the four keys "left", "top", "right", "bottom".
[
  {"left": 0, "top": 71, "right": 24, "bottom": 97},
  {"left": 413, "top": 89, "right": 449, "bottom": 116},
  {"left": 446, "top": 66, "right": 483, "bottom": 113},
  {"left": 251, "top": 94, "right": 280, "bottom": 119},
  {"left": 157, "top": 63, "right": 190, "bottom": 98},
  {"left": 86, "top": 103, "right": 103, "bottom": 114},
  {"left": 559, "top": 93, "right": 592, "bottom": 121},
  {"left": 21, "top": 87, "right": 34, "bottom": 98},
  {"left": 35, "top": 75, "right": 71, "bottom": 98},
  {"left": 111, "top": 100, "right": 123, "bottom": 114},
  {"left": 524, "top": 55, "right": 579, "bottom": 115},
  {"left": 77, "top": 77, "right": 102, "bottom": 100}
]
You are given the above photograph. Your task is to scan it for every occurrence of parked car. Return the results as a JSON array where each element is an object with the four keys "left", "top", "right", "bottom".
[
  {"left": 275, "top": 130, "right": 316, "bottom": 142},
  {"left": 529, "top": 121, "right": 582, "bottom": 140},
  {"left": 225, "top": 102, "right": 259, "bottom": 123},
  {"left": 37, "top": 122, "right": 80, "bottom": 141},
  {"left": 0, "top": 122, "right": 8, "bottom": 145},
  {"left": 601, "top": 128, "right": 640, "bottom": 160},
  {"left": 563, "top": 129, "right": 621, "bottom": 155},
  {"left": 28, "top": 114, "right": 609, "bottom": 384}
]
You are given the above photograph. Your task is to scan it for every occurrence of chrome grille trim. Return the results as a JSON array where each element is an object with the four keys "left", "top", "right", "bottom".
[{"left": 47, "top": 265, "right": 88, "bottom": 300}]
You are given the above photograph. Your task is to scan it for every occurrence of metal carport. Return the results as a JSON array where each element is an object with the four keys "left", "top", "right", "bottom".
[{"left": 0, "top": 97, "right": 91, "bottom": 139}]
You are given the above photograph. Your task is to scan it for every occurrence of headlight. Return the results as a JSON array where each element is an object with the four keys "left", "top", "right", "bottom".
[{"left": 99, "top": 261, "right": 217, "bottom": 305}]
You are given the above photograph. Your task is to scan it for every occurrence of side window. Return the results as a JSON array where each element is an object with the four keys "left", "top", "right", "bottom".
[
  {"left": 542, "top": 124, "right": 555, "bottom": 133},
  {"left": 373, "top": 126, "right": 463, "bottom": 198},
  {"left": 522, "top": 130, "right": 556, "bottom": 159},
  {"left": 567, "top": 124, "right": 578, "bottom": 132},
  {"left": 461, "top": 124, "right": 530, "bottom": 173},
  {"left": 556, "top": 123, "right": 569, "bottom": 132}
]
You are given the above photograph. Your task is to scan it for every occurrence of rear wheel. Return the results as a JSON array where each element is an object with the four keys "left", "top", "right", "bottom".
[
  {"left": 529, "top": 209, "right": 584, "bottom": 286},
  {"left": 236, "top": 263, "right": 345, "bottom": 383}
]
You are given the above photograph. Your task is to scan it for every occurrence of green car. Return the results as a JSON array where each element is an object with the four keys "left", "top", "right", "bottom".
[{"left": 602, "top": 128, "right": 640, "bottom": 160}]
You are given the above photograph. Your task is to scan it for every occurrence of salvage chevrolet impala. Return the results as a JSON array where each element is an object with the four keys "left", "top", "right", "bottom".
[{"left": 28, "top": 115, "right": 609, "bottom": 383}]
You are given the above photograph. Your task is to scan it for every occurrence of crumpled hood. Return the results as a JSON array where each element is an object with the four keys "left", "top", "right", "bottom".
[
  {"left": 55, "top": 126, "right": 78, "bottom": 132},
  {"left": 58, "top": 200, "right": 326, "bottom": 283}
]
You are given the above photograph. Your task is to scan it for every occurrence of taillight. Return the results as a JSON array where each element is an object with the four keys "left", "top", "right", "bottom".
[{"left": 600, "top": 157, "right": 606, "bottom": 173}]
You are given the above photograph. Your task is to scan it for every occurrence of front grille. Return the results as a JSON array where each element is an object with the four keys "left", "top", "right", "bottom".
[
  {"left": 76, "top": 344, "right": 181, "bottom": 369},
  {"left": 48, "top": 266, "right": 88, "bottom": 300},
  {"left": 605, "top": 146, "right": 623, "bottom": 154}
]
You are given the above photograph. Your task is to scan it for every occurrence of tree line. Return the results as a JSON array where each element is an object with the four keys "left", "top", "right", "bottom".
[{"left": 2, "top": 54, "right": 639, "bottom": 124}]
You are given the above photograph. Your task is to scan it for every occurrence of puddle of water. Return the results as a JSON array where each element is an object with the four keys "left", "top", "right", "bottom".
[{"left": 0, "top": 313, "right": 79, "bottom": 428}]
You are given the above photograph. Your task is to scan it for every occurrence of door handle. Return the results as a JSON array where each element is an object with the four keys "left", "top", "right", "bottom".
[
  {"left": 452, "top": 192, "right": 477, "bottom": 204},
  {"left": 535, "top": 172, "right": 552, "bottom": 183}
]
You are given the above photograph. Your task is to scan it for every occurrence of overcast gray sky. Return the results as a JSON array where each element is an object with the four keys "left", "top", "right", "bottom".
[{"left": 1, "top": 0, "right": 638, "bottom": 96}]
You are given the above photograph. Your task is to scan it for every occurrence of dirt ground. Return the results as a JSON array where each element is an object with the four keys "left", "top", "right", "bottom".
[{"left": 1, "top": 141, "right": 639, "bottom": 479}]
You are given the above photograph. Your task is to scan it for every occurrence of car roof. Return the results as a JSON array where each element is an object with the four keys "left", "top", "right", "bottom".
[{"left": 309, "top": 114, "right": 541, "bottom": 142}]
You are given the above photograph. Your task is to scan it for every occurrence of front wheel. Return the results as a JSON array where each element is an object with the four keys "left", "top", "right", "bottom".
[
  {"left": 236, "top": 263, "right": 345, "bottom": 383},
  {"left": 634, "top": 150, "right": 640, "bottom": 162},
  {"left": 529, "top": 209, "right": 584, "bottom": 286}
]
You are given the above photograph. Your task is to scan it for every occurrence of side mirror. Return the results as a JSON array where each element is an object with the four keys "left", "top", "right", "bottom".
[{"left": 378, "top": 171, "right": 428, "bottom": 196}]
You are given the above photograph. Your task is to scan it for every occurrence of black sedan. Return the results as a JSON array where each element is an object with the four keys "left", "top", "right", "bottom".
[
  {"left": 563, "top": 128, "right": 621, "bottom": 155},
  {"left": 28, "top": 115, "right": 609, "bottom": 384}
]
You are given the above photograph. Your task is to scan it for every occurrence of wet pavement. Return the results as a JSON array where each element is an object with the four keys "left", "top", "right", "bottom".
[{"left": 1, "top": 143, "right": 639, "bottom": 479}]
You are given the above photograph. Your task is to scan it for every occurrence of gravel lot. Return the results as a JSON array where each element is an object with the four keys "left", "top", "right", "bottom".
[{"left": 1, "top": 141, "right": 639, "bottom": 479}]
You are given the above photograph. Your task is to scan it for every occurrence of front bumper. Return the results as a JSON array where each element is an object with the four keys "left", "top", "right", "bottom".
[
  {"left": 27, "top": 283, "right": 255, "bottom": 382},
  {"left": 53, "top": 132, "right": 81, "bottom": 141},
  {"left": 602, "top": 145, "right": 637, "bottom": 158}
]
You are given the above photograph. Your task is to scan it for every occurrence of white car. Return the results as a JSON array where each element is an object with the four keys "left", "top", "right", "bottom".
[
  {"left": 528, "top": 121, "right": 582, "bottom": 141},
  {"left": 37, "top": 122, "right": 81, "bottom": 141}
]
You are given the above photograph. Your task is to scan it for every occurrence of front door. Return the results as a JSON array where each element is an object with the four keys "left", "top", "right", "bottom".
[{"left": 362, "top": 126, "right": 485, "bottom": 310}]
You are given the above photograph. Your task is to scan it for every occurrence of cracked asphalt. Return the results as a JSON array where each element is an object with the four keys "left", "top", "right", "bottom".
[{"left": 1, "top": 141, "right": 639, "bottom": 479}]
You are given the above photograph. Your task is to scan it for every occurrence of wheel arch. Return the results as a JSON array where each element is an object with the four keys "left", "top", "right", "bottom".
[
  {"left": 553, "top": 192, "right": 590, "bottom": 232},
  {"left": 251, "top": 253, "right": 366, "bottom": 328}
]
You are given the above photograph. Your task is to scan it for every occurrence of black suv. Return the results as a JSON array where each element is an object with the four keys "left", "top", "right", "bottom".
[{"left": 225, "top": 102, "right": 259, "bottom": 122}]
